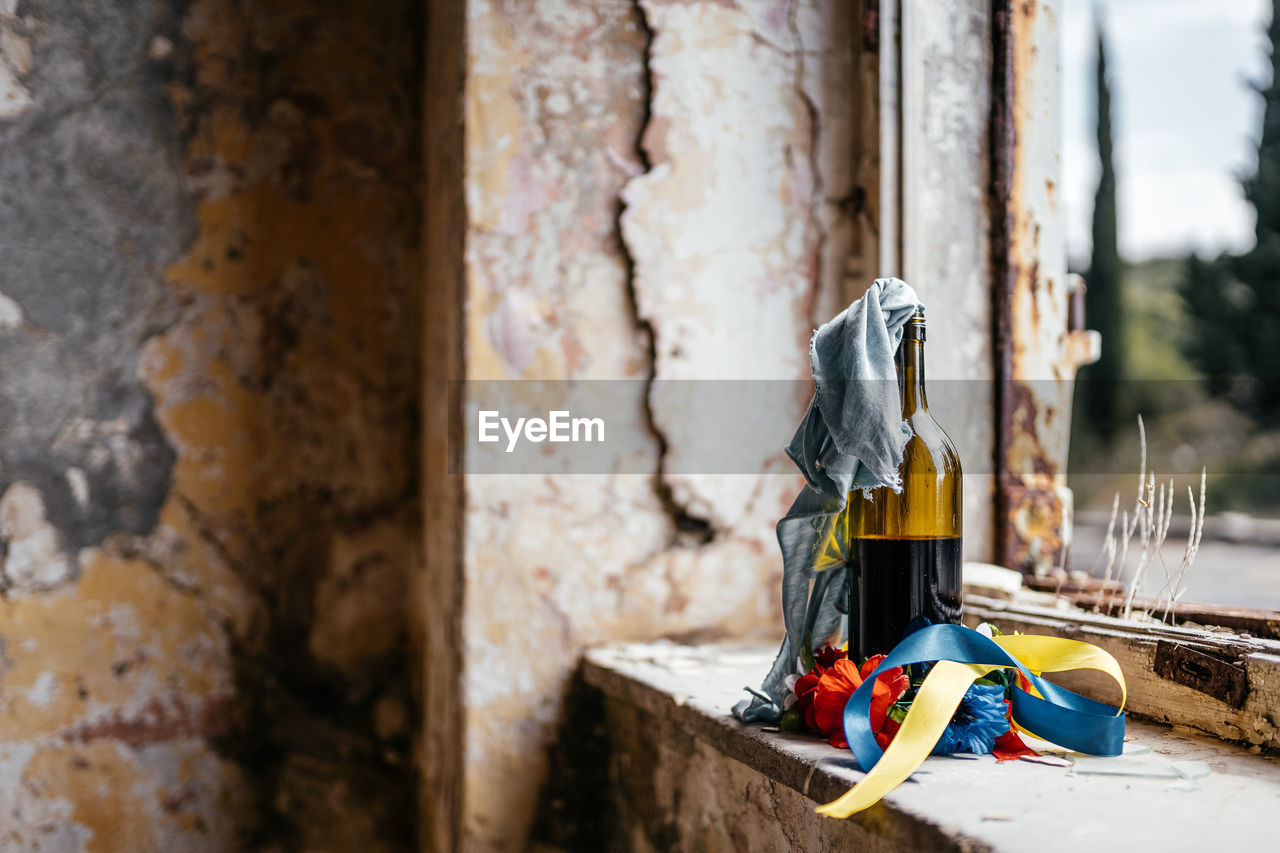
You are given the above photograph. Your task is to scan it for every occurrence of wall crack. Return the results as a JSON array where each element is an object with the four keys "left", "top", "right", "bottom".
[
  {"left": 620, "top": 0, "right": 715, "bottom": 548},
  {"left": 787, "top": 0, "right": 831, "bottom": 331}
]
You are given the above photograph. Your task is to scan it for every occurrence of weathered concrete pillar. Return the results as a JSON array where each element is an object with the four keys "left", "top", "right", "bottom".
[{"left": 424, "top": 1, "right": 868, "bottom": 849}]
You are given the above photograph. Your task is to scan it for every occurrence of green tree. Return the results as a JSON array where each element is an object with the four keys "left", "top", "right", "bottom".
[
  {"left": 1180, "top": 0, "right": 1280, "bottom": 411},
  {"left": 1245, "top": 0, "right": 1280, "bottom": 255},
  {"left": 1178, "top": 253, "right": 1241, "bottom": 397},
  {"left": 1240, "top": 0, "right": 1280, "bottom": 408},
  {"left": 1082, "top": 21, "right": 1124, "bottom": 438}
]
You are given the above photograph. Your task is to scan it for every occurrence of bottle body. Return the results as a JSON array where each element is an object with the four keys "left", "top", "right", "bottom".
[{"left": 846, "top": 315, "right": 962, "bottom": 663}]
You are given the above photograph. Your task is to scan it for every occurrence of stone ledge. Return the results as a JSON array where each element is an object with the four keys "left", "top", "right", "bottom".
[{"left": 582, "top": 641, "right": 1280, "bottom": 851}]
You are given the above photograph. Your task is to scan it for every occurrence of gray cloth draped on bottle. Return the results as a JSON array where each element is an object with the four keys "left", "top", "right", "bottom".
[{"left": 733, "top": 277, "right": 923, "bottom": 723}]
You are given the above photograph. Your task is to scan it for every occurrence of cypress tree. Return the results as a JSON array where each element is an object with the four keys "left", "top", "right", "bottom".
[
  {"left": 1178, "top": 253, "right": 1239, "bottom": 397},
  {"left": 1082, "top": 21, "right": 1124, "bottom": 438},
  {"left": 1245, "top": 0, "right": 1280, "bottom": 254},
  {"left": 1180, "top": 0, "right": 1280, "bottom": 410},
  {"left": 1240, "top": 0, "right": 1280, "bottom": 407}
]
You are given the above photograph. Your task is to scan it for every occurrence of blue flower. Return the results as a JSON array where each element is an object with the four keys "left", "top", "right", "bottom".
[{"left": 931, "top": 683, "right": 1010, "bottom": 755}]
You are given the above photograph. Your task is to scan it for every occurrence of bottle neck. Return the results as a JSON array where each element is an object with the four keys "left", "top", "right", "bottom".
[{"left": 898, "top": 326, "right": 927, "bottom": 416}]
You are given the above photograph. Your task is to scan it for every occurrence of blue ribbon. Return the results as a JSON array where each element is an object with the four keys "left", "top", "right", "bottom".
[{"left": 842, "top": 624, "right": 1126, "bottom": 771}]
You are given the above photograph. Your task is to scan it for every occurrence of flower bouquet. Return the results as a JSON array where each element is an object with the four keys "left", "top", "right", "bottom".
[
  {"left": 781, "top": 629, "right": 1040, "bottom": 762},
  {"left": 774, "top": 621, "right": 1128, "bottom": 818}
]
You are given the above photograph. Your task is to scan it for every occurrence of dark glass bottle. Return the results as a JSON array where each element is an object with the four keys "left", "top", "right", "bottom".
[{"left": 846, "top": 312, "right": 963, "bottom": 663}]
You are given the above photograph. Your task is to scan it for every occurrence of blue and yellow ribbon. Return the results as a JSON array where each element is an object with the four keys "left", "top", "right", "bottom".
[{"left": 816, "top": 624, "right": 1127, "bottom": 818}]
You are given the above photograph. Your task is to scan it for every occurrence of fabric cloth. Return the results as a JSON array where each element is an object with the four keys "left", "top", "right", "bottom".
[{"left": 733, "top": 278, "right": 923, "bottom": 723}]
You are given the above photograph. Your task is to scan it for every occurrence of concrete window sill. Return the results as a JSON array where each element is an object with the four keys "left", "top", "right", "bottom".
[{"left": 582, "top": 641, "right": 1279, "bottom": 851}]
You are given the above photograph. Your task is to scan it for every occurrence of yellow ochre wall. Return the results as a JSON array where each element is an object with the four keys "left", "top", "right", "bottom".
[{"left": 0, "top": 1, "right": 421, "bottom": 849}]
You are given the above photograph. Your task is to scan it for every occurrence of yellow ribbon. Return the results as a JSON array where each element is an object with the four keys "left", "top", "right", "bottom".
[{"left": 815, "top": 634, "right": 1126, "bottom": 819}]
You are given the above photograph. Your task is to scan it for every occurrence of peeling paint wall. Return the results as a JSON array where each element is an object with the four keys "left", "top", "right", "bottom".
[
  {"left": 0, "top": 1, "right": 421, "bottom": 849},
  {"left": 459, "top": 1, "right": 865, "bottom": 849}
]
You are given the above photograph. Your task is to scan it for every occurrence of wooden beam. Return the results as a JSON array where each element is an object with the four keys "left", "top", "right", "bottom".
[{"left": 966, "top": 595, "right": 1280, "bottom": 751}]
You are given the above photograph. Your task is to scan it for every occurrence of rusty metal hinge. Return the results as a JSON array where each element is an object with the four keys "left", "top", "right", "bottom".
[{"left": 1153, "top": 640, "right": 1248, "bottom": 709}]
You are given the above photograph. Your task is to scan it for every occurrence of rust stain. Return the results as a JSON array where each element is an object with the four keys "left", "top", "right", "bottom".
[
  {"left": 1001, "top": 482, "right": 1066, "bottom": 573},
  {"left": 1004, "top": 381, "right": 1058, "bottom": 477},
  {"left": 991, "top": 0, "right": 1072, "bottom": 572},
  {"left": 1154, "top": 641, "right": 1248, "bottom": 709},
  {"left": 69, "top": 697, "right": 237, "bottom": 748}
]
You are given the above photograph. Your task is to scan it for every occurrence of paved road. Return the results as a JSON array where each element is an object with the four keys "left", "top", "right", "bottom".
[{"left": 1072, "top": 523, "right": 1280, "bottom": 611}]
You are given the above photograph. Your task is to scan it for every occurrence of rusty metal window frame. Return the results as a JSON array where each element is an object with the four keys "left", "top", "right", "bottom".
[{"left": 986, "top": 0, "right": 1280, "bottom": 638}]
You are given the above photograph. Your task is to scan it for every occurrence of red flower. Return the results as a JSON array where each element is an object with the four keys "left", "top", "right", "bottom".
[
  {"left": 811, "top": 660, "right": 862, "bottom": 746},
  {"left": 876, "top": 717, "right": 901, "bottom": 750},
  {"left": 813, "top": 644, "right": 843, "bottom": 669},
  {"left": 788, "top": 645, "right": 841, "bottom": 730},
  {"left": 808, "top": 656, "right": 910, "bottom": 750},
  {"left": 793, "top": 667, "right": 825, "bottom": 731},
  {"left": 860, "top": 655, "right": 911, "bottom": 746},
  {"left": 993, "top": 728, "right": 1039, "bottom": 762}
]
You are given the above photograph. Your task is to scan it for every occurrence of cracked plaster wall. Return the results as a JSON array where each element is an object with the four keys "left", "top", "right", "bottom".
[
  {"left": 460, "top": 1, "right": 864, "bottom": 849},
  {"left": 0, "top": 1, "right": 420, "bottom": 850}
]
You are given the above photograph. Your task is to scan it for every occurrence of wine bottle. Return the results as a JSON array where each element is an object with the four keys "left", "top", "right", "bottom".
[{"left": 846, "top": 311, "right": 962, "bottom": 663}]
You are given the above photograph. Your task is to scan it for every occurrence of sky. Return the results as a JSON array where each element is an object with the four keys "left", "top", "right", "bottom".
[{"left": 1062, "top": 0, "right": 1272, "bottom": 265}]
